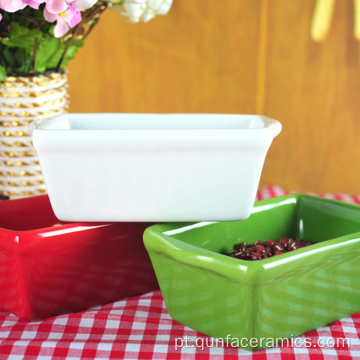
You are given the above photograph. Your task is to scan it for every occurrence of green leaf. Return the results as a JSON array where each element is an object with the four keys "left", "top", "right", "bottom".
[
  {"left": 1, "top": 18, "right": 84, "bottom": 74},
  {"left": 1, "top": 22, "right": 43, "bottom": 52},
  {"left": 47, "top": 38, "right": 84, "bottom": 70},
  {"left": 2, "top": 47, "right": 16, "bottom": 73},
  {"left": 60, "top": 40, "right": 84, "bottom": 69},
  {"left": 14, "top": 48, "right": 32, "bottom": 73},
  {"left": 0, "top": 65, "right": 6, "bottom": 82},
  {"left": 34, "top": 36, "right": 62, "bottom": 73}
]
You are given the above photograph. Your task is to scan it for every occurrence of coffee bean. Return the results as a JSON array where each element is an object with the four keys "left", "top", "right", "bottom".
[
  {"left": 254, "top": 245, "right": 265, "bottom": 254},
  {"left": 264, "top": 240, "right": 276, "bottom": 248},
  {"left": 288, "top": 238, "right": 295, "bottom": 245},
  {"left": 250, "top": 253, "right": 262, "bottom": 260},
  {"left": 235, "top": 242, "right": 247, "bottom": 252},
  {"left": 264, "top": 247, "right": 272, "bottom": 255},
  {"left": 227, "top": 238, "right": 312, "bottom": 261},
  {"left": 295, "top": 240, "right": 303, "bottom": 248},
  {"left": 273, "top": 244, "right": 284, "bottom": 252},
  {"left": 235, "top": 252, "right": 249, "bottom": 260},
  {"left": 280, "top": 238, "right": 289, "bottom": 247}
]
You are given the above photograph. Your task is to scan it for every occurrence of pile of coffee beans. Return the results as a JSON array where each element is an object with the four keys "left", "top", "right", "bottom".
[{"left": 227, "top": 238, "right": 312, "bottom": 261}]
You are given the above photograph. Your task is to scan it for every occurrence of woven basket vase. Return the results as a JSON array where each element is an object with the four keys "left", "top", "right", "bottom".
[{"left": 0, "top": 72, "right": 69, "bottom": 199}]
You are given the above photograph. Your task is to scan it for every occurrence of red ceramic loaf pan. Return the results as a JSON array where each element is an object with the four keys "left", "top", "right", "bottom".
[{"left": 0, "top": 195, "right": 158, "bottom": 320}]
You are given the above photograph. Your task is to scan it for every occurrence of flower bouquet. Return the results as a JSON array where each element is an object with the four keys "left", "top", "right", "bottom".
[{"left": 0, "top": 0, "right": 173, "bottom": 199}]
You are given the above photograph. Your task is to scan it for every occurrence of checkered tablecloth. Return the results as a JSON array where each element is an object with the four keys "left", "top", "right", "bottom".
[{"left": 0, "top": 186, "right": 360, "bottom": 360}]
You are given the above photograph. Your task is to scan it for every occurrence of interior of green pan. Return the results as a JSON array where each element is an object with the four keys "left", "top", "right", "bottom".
[{"left": 159, "top": 195, "right": 360, "bottom": 255}]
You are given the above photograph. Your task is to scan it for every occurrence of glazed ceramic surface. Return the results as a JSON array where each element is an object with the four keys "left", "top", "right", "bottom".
[
  {"left": 0, "top": 195, "right": 158, "bottom": 320},
  {"left": 30, "top": 113, "right": 281, "bottom": 222},
  {"left": 144, "top": 195, "right": 360, "bottom": 350}
]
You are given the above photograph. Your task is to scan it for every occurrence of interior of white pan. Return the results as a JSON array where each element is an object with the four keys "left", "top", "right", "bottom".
[{"left": 34, "top": 113, "right": 270, "bottom": 131}]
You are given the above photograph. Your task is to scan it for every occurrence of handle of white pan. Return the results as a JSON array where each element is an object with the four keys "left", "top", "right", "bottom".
[{"left": 262, "top": 117, "right": 282, "bottom": 138}]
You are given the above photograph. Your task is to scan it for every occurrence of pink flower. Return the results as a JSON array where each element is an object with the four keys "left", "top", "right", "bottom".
[
  {"left": 0, "top": 0, "right": 27, "bottom": 13},
  {"left": 44, "top": 2, "right": 82, "bottom": 37},
  {"left": 46, "top": 0, "right": 68, "bottom": 15},
  {"left": 0, "top": 0, "right": 45, "bottom": 16},
  {"left": 23, "top": 0, "right": 45, "bottom": 9},
  {"left": 0, "top": 0, "right": 99, "bottom": 35}
]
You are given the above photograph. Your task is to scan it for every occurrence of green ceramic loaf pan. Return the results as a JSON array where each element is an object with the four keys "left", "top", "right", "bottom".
[{"left": 143, "top": 194, "right": 360, "bottom": 350}]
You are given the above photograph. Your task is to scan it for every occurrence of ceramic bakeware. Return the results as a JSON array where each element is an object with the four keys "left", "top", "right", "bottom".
[
  {"left": 144, "top": 194, "right": 360, "bottom": 350},
  {"left": 0, "top": 195, "right": 158, "bottom": 320},
  {"left": 31, "top": 113, "right": 281, "bottom": 222}
]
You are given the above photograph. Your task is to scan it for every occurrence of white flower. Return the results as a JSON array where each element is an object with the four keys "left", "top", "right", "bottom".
[
  {"left": 75, "top": 0, "right": 99, "bottom": 11},
  {"left": 121, "top": 0, "right": 173, "bottom": 23}
]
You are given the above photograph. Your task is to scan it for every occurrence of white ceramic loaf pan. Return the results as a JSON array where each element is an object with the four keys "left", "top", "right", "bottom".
[{"left": 31, "top": 113, "right": 281, "bottom": 222}]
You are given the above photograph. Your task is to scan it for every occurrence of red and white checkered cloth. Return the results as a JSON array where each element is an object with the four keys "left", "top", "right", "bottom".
[{"left": 0, "top": 186, "right": 360, "bottom": 360}]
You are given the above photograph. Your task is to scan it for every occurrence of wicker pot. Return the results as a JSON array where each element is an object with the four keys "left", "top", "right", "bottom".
[{"left": 0, "top": 72, "right": 69, "bottom": 199}]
